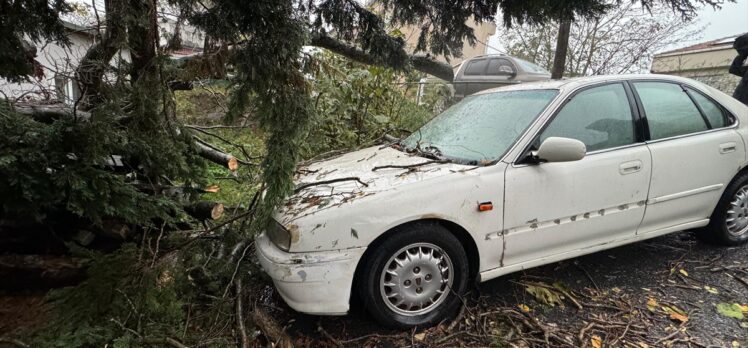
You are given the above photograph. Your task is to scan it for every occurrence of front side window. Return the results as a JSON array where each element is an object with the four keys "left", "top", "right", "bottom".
[
  {"left": 401, "top": 90, "right": 558, "bottom": 163},
  {"left": 464, "top": 59, "right": 487, "bottom": 75},
  {"left": 633, "top": 82, "right": 708, "bottom": 140},
  {"left": 538, "top": 83, "right": 635, "bottom": 152},
  {"left": 686, "top": 87, "right": 728, "bottom": 128}
]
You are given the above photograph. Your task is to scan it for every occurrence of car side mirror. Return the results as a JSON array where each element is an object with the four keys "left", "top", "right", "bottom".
[
  {"left": 498, "top": 65, "right": 516, "bottom": 77},
  {"left": 535, "top": 137, "right": 586, "bottom": 163}
]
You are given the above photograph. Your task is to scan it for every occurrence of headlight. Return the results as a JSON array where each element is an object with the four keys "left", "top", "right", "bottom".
[{"left": 267, "top": 220, "right": 291, "bottom": 251}]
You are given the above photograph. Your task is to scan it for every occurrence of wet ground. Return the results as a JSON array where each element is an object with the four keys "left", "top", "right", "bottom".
[{"left": 263, "top": 231, "right": 748, "bottom": 347}]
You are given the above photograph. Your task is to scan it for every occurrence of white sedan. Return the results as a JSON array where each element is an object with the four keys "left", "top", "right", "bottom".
[{"left": 256, "top": 74, "right": 748, "bottom": 328}]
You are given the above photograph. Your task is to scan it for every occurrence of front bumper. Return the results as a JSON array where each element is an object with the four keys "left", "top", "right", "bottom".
[{"left": 255, "top": 232, "right": 366, "bottom": 315}]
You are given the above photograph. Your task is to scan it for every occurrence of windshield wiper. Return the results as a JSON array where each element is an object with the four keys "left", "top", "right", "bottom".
[{"left": 409, "top": 144, "right": 450, "bottom": 162}]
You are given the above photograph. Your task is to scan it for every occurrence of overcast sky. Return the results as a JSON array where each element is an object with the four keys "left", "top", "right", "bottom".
[
  {"left": 486, "top": 0, "right": 748, "bottom": 54},
  {"left": 692, "top": 0, "right": 748, "bottom": 42}
]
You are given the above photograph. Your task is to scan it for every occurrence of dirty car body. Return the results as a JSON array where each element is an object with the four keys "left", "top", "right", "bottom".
[{"left": 256, "top": 75, "right": 748, "bottom": 327}]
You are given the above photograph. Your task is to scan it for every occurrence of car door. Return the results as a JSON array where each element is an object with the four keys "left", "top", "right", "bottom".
[
  {"left": 455, "top": 58, "right": 517, "bottom": 97},
  {"left": 455, "top": 58, "right": 489, "bottom": 97},
  {"left": 502, "top": 83, "right": 652, "bottom": 266},
  {"left": 633, "top": 81, "right": 745, "bottom": 234},
  {"left": 483, "top": 58, "right": 517, "bottom": 89}
]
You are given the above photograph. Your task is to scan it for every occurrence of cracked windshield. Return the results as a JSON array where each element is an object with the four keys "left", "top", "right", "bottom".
[{"left": 401, "top": 90, "right": 558, "bottom": 163}]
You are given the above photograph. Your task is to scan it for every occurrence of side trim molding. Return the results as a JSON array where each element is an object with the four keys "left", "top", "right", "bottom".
[
  {"left": 646, "top": 184, "right": 724, "bottom": 205},
  {"left": 479, "top": 219, "right": 709, "bottom": 282}
]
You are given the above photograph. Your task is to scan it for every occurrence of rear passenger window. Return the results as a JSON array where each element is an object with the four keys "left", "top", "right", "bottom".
[
  {"left": 686, "top": 87, "right": 727, "bottom": 128},
  {"left": 464, "top": 59, "right": 487, "bottom": 75},
  {"left": 633, "top": 82, "right": 708, "bottom": 140},
  {"left": 539, "top": 83, "right": 635, "bottom": 152}
]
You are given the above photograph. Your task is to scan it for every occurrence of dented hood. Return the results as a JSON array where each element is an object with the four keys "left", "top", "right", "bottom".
[{"left": 276, "top": 145, "right": 472, "bottom": 222}]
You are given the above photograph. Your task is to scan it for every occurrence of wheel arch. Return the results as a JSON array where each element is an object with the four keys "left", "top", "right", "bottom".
[{"left": 351, "top": 218, "right": 480, "bottom": 301}]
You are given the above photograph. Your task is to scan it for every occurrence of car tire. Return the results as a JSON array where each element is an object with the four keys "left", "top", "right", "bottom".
[
  {"left": 357, "top": 222, "right": 469, "bottom": 328},
  {"left": 697, "top": 171, "right": 748, "bottom": 246}
]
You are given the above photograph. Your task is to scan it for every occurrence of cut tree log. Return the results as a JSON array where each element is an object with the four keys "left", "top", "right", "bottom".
[
  {"left": 194, "top": 137, "right": 238, "bottom": 171},
  {"left": 0, "top": 254, "right": 86, "bottom": 290},
  {"left": 13, "top": 104, "right": 92, "bottom": 123},
  {"left": 184, "top": 201, "right": 224, "bottom": 220}
]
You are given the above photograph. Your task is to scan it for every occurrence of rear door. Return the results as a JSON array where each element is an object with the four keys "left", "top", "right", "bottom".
[{"left": 633, "top": 81, "right": 745, "bottom": 234}]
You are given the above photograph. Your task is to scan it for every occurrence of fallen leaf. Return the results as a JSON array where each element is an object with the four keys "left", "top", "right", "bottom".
[
  {"left": 524, "top": 283, "right": 565, "bottom": 308},
  {"left": 679, "top": 269, "right": 689, "bottom": 277},
  {"left": 414, "top": 333, "right": 426, "bottom": 341},
  {"left": 646, "top": 298, "right": 658, "bottom": 312},
  {"left": 740, "top": 322, "right": 748, "bottom": 329},
  {"left": 517, "top": 304, "right": 530, "bottom": 313},
  {"left": 662, "top": 304, "right": 686, "bottom": 316},
  {"left": 731, "top": 341, "right": 739, "bottom": 347},
  {"left": 591, "top": 335, "right": 602, "bottom": 348},
  {"left": 704, "top": 285, "right": 719, "bottom": 294},
  {"left": 669, "top": 312, "right": 689, "bottom": 323},
  {"left": 738, "top": 304, "right": 748, "bottom": 313},
  {"left": 717, "top": 303, "right": 745, "bottom": 320}
]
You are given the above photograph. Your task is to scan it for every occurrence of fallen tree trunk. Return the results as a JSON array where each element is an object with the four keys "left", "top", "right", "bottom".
[
  {"left": 185, "top": 201, "right": 224, "bottom": 220},
  {"left": 13, "top": 104, "right": 92, "bottom": 123},
  {"left": 309, "top": 32, "right": 454, "bottom": 82},
  {"left": 0, "top": 254, "right": 86, "bottom": 290}
]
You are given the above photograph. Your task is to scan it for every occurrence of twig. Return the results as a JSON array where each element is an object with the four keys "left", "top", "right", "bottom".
[
  {"left": 317, "top": 322, "right": 343, "bottom": 348},
  {"left": 654, "top": 327, "right": 684, "bottom": 345},
  {"left": 372, "top": 160, "right": 449, "bottom": 171},
  {"left": 184, "top": 124, "right": 251, "bottom": 129},
  {"left": 235, "top": 278, "right": 250, "bottom": 348},
  {"left": 294, "top": 177, "right": 368, "bottom": 193},
  {"left": 222, "top": 242, "right": 252, "bottom": 298},
  {"left": 578, "top": 322, "right": 595, "bottom": 348},
  {"left": 574, "top": 262, "right": 600, "bottom": 290},
  {"left": 0, "top": 337, "right": 31, "bottom": 348},
  {"left": 447, "top": 303, "right": 467, "bottom": 332}
]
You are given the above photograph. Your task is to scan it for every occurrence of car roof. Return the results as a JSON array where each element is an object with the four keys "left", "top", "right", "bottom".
[{"left": 474, "top": 74, "right": 701, "bottom": 95}]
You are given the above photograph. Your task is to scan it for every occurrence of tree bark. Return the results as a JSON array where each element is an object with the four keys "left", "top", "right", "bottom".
[
  {"left": 194, "top": 138, "right": 238, "bottom": 171},
  {"left": 75, "top": 0, "right": 127, "bottom": 108},
  {"left": 310, "top": 32, "right": 454, "bottom": 82},
  {"left": 552, "top": 20, "right": 572, "bottom": 80},
  {"left": 127, "top": 0, "right": 158, "bottom": 84},
  {"left": 0, "top": 254, "right": 86, "bottom": 290},
  {"left": 184, "top": 201, "right": 224, "bottom": 221}
]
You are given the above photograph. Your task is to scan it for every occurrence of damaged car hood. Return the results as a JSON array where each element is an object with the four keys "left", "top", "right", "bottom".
[{"left": 277, "top": 145, "right": 474, "bottom": 223}]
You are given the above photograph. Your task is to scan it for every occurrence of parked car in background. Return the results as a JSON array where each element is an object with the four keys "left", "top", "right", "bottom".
[
  {"left": 452, "top": 54, "right": 552, "bottom": 98},
  {"left": 256, "top": 74, "right": 748, "bottom": 328}
]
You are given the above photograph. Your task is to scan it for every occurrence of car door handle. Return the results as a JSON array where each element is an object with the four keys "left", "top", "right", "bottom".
[
  {"left": 619, "top": 160, "right": 642, "bottom": 175},
  {"left": 719, "top": 142, "right": 737, "bottom": 154}
]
